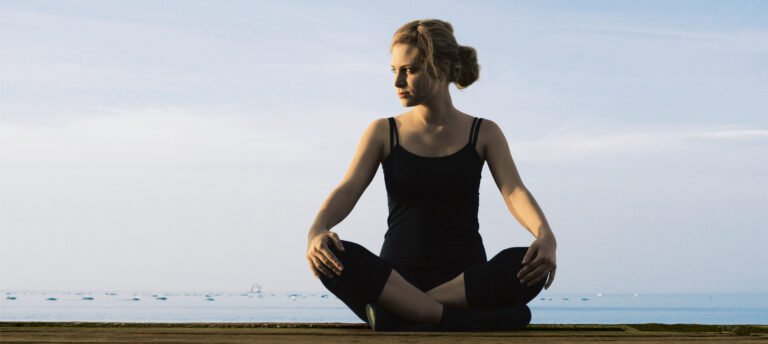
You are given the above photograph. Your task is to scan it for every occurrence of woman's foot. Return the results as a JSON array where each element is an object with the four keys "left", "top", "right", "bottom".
[
  {"left": 365, "top": 303, "right": 441, "bottom": 332},
  {"left": 365, "top": 303, "right": 401, "bottom": 331}
]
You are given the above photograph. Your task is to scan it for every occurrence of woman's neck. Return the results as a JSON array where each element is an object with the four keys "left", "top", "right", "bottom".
[{"left": 409, "top": 88, "right": 458, "bottom": 128}]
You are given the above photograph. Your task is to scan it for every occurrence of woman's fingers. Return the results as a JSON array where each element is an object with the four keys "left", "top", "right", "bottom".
[
  {"left": 317, "top": 246, "right": 344, "bottom": 273},
  {"left": 330, "top": 233, "right": 346, "bottom": 251},
  {"left": 544, "top": 266, "right": 556, "bottom": 289},
  {"left": 517, "top": 256, "right": 541, "bottom": 280},
  {"left": 308, "top": 257, "right": 330, "bottom": 279},
  {"left": 307, "top": 257, "right": 320, "bottom": 278},
  {"left": 311, "top": 255, "right": 336, "bottom": 279},
  {"left": 522, "top": 264, "right": 550, "bottom": 286},
  {"left": 521, "top": 244, "right": 537, "bottom": 265}
]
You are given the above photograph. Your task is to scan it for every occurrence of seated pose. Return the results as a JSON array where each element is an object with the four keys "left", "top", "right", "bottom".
[{"left": 306, "top": 19, "right": 557, "bottom": 332}]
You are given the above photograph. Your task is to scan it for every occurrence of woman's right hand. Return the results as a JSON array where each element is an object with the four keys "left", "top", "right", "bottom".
[{"left": 306, "top": 230, "right": 346, "bottom": 279}]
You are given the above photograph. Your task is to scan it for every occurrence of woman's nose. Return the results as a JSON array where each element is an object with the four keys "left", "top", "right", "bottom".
[{"left": 394, "top": 73, "right": 407, "bottom": 88}]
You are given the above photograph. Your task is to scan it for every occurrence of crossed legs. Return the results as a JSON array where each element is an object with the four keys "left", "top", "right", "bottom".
[
  {"left": 424, "top": 272, "right": 469, "bottom": 308},
  {"left": 375, "top": 269, "right": 445, "bottom": 324},
  {"left": 373, "top": 269, "right": 469, "bottom": 324},
  {"left": 320, "top": 240, "right": 545, "bottom": 324}
]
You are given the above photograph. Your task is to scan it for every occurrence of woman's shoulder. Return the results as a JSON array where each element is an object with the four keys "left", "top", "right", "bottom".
[
  {"left": 463, "top": 115, "right": 499, "bottom": 162},
  {"left": 473, "top": 117, "right": 506, "bottom": 161}
]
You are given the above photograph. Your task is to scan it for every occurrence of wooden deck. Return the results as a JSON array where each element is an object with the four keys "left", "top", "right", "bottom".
[{"left": 2, "top": 322, "right": 767, "bottom": 343}]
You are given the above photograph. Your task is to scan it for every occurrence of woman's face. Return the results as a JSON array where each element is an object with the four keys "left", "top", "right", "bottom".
[{"left": 391, "top": 43, "right": 442, "bottom": 107}]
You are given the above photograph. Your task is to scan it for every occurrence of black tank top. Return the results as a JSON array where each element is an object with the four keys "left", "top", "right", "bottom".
[{"left": 380, "top": 116, "right": 488, "bottom": 270}]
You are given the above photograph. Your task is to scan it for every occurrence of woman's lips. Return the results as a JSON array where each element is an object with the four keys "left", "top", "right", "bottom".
[{"left": 398, "top": 93, "right": 408, "bottom": 98}]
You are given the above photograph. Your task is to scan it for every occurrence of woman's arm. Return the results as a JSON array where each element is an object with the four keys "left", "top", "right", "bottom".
[
  {"left": 481, "top": 119, "right": 557, "bottom": 289},
  {"left": 481, "top": 119, "right": 554, "bottom": 239},
  {"left": 505, "top": 187, "right": 555, "bottom": 241},
  {"left": 306, "top": 118, "right": 388, "bottom": 279},
  {"left": 308, "top": 185, "right": 362, "bottom": 239},
  {"left": 307, "top": 118, "right": 388, "bottom": 240}
]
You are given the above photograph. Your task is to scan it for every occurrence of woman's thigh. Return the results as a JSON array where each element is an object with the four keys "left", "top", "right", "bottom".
[
  {"left": 318, "top": 240, "right": 393, "bottom": 322},
  {"left": 463, "top": 247, "right": 547, "bottom": 309}
]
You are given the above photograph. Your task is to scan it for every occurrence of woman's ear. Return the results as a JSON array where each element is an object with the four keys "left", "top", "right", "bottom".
[{"left": 442, "top": 61, "right": 459, "bottom": 85}]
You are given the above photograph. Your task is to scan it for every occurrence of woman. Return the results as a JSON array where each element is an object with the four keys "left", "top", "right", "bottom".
[{"left": 306, "top": 19, "right": 557, "bottom": 332}]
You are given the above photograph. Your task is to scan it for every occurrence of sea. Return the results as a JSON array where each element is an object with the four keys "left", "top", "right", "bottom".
[{"left": 1, "top": 290, "right": 767, "bottom": 325}]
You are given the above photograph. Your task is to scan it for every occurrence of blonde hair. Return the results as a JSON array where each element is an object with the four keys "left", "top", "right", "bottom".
[{"left": 390, "top": 19, "right": 480, "bottom": 90}]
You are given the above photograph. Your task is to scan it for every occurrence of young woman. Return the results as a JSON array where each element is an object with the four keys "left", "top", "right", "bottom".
[{"left": 306, "top": 19, "right": 557, "bottom": 332}]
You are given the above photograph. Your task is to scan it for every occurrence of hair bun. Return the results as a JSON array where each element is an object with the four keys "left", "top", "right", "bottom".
[{"left": 455, "top": 45, "right": 480, "bottom": 89}]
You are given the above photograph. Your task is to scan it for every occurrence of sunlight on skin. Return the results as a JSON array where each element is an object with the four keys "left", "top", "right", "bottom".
[
  {"left": 375, "top": 269, "right": 472, "bottom": 324},
  {"left": 424, "top": 273, "right": 470, "bottom": 309}
]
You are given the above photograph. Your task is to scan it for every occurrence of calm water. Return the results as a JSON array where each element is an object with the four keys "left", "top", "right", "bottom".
[{"left": 2, "top": 290, "right": 766, "bottom": 324}]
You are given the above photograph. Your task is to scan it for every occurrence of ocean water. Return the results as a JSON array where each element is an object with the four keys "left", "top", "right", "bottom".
[{"left": 1, "top": 290, "right": 766, "bottom": 325}]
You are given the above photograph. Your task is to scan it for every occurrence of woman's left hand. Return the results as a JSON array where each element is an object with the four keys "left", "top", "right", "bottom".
[{"left": 517, "top": 234, "right": 557, "bottom": 289}]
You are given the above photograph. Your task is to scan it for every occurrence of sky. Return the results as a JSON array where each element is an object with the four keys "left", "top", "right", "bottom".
[{"left": 1, "top": 0, "right": 766, "bottom": 295}]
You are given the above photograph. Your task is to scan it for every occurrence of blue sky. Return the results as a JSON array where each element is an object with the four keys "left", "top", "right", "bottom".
[{"left": 1, "top": 0, "right": 766, "bottom": 295}]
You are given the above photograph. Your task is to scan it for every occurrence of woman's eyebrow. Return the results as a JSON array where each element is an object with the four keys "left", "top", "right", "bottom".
[{"left": 390, "top": 64, "right": 413, "bottom": 68}]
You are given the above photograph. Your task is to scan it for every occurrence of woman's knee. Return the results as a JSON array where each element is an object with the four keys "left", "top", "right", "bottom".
[
  {"left": 318, "top": 240, "right": 360, "bottom": 287},
  {"left": 521, "top": 273, "right": 547, "bottom": 304},
  {"left": 327, "top": 240, "right": 367, "bottom": 263},
  {"left": 496, "top": 247, "right": 527, "bottom": 263},
  {"left": 324, "top": 240, "right": 388, "bottom": 279},
  {"left": 464, "top": 246, "right": 543, "bottom": 308},
  {"left": 321, "top": 239, "right": 393, "bottom": 303}
]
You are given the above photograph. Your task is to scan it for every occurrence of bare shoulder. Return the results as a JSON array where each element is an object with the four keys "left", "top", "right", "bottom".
[
  {"left": 369, "top": 116, "right": 390, "bottom": 135},
  {"left": 370, "top": 117, "right": 390, "bottom": 163},
  {"left": 475, "top": 117, "right": 526, "bottom": 194},
  {"left": 475, "top": 117, "right": 504, "bottom": 162},
  {"left": 337, "top": 117, "right": 390, "bottom": 196}
]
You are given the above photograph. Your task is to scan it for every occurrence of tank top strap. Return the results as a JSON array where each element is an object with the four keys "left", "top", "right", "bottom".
[
  {"left": 468, "top": 117, "right": 483, "bottom": 148},
  {"left": 471, "top": 117, "right": 484, "bottom": 147},
  {"left": 388, "top": 117, "right": 399, "bottom": 149}
]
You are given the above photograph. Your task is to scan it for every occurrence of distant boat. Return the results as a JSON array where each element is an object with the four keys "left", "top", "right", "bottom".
[
  {"left": 250, "top": 284, "right": 262, "bottom": 293},
  {"left": 6, "top": 296, "right": 16, "bottom": 300},
  {"left": 46, "top": 297, "right": 57, "bottom": 301},
  {"left": 82, "top": 297, "right": 94, "bottom": 300},
  {"left": 155, "top": 297, "right": 167, "bottom": 300}
]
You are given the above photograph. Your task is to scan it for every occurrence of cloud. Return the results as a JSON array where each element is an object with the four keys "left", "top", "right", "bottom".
[
  {"left": 546, "top": 25, "right": 735, "bottom": 41},
  {"left": 672, "top": 129, "right": 768, "bottom": 139},
  {"left": 3, "top": 109, "right": 764, "bottom": 167},
  {"left": 0, "top": 107, "right": 326, "bottom": 167},
  {"left": 511, "top": 126, "right": 768, "bottom": 162}
]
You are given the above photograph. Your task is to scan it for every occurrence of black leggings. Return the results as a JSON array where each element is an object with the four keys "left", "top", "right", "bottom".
[{"left": 319, "top": 240, "right": 547, "bottom": 323}]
